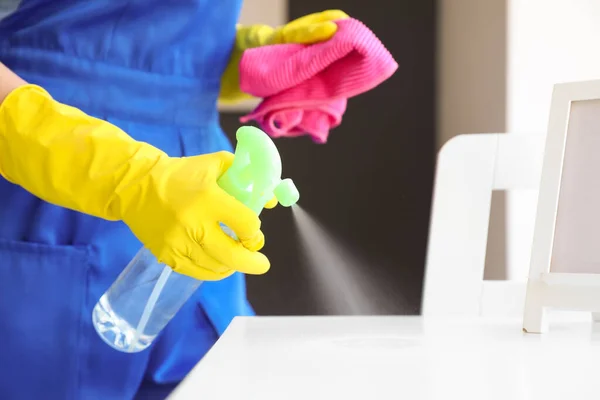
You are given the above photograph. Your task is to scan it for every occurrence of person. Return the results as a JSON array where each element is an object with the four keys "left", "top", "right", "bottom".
[{"left": 0, "top": 2, "right": 348, "bottom": 399}]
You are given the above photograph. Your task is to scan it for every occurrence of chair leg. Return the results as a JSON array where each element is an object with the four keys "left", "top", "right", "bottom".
[
  {"left": 523, "top": 284, "right": 547, "bottom": 333},
  {"left": 523, "top": 306, "right": 547, "bottom": 333}
]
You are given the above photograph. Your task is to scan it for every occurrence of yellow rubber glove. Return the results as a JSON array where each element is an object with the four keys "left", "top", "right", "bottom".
[
  {"left": 219, "top": 9, "right": 350, "bottom": 104},
  {"left": 0, "top": 84, "right": 270, "bottom": 281}
]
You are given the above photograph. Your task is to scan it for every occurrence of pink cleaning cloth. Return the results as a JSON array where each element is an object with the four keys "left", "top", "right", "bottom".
[{"left": 239, "top": 18, "right": 398, "bottom": 143}]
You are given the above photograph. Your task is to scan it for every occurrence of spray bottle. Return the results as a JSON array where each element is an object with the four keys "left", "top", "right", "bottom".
[{"left": 92, "top": 126, "right": 300, "bottom": 353}]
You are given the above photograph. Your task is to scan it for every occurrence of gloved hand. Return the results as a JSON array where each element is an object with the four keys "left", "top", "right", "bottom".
[
  {"left": 219, "top": 9, "right": 350, "bottom": 103},
  {"left": 0, "top": 84, "right": 270, "bottom": 281}
]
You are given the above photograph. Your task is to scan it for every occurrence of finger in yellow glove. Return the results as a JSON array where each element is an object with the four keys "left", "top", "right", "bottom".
[
  {"left": 264, "top": 196, "right": 278, "bottom": 209},
  {"left": 0, "top": 85, "right": 269, "bottom": 281},
  {"left": 219, "top": 10, "right": 350, "bottom": 103}
]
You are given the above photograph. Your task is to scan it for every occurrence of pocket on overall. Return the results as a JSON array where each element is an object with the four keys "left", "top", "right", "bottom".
[{"left": 0, "top": 239, "right": 90, "bottom": 399}]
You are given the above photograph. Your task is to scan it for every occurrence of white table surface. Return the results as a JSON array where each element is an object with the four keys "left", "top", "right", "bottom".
[{"left": 168, "top": 316, "right": 600, "bottom": 400}]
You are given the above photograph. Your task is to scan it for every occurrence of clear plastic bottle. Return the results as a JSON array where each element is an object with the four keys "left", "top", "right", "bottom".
[
  {"left": 92, "top": 248, "right": 201, "bottom": 352},
  {"left": 92, "top": 126, "right": 300, "bottom": 353}
]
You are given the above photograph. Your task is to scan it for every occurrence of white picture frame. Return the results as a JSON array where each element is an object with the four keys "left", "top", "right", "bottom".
[{"left": 524, "top": 79, "right": 600, "bottom": 333}]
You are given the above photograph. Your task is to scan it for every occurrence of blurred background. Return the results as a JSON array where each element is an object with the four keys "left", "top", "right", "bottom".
[
  {"left": 3, "top": 0, "right": 600, "bottom": 316},
  {"left": 222, "top": 0, "right": 435, "bottom": 315}
]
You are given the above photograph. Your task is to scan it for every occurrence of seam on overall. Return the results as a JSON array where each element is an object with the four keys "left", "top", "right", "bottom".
[
  {"left": 177, "top": 127, "right": 186, "bottom": 157},
  {"left": 0, "top": 44, "right": 224, "bottom": 82},
  {"left": 103, "top": 0, "right": 132, "bottom": 63},
  {"left": 78, "top": 247, "right": 92, "bottom": 400}
]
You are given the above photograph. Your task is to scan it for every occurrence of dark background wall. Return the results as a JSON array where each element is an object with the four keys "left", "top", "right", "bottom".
[{"left": 221, "top": 0, "right": 437, "bottom": 315}]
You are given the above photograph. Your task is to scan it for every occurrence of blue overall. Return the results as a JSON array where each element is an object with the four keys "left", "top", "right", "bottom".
[{"left": 0, "top": 1, "right": 251, "bottom": 398}]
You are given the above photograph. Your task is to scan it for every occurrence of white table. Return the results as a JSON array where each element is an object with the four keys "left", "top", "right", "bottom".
[{"left": 169, "top": 316, "right": 600, "bottom": 400}]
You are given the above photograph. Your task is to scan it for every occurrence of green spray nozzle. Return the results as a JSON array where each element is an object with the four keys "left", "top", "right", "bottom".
[{"left": 217, "top": 126, "right": 300, "bottom": 215}]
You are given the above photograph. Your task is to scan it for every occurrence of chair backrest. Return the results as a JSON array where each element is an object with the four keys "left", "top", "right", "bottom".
[{"left": 422, "top": 133, "right": 545, "bottom": 317}]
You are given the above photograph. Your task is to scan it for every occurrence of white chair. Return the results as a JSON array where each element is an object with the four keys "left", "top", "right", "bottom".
[{"left": 422, "top": 133, "right": 545, "bottom": 317}]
